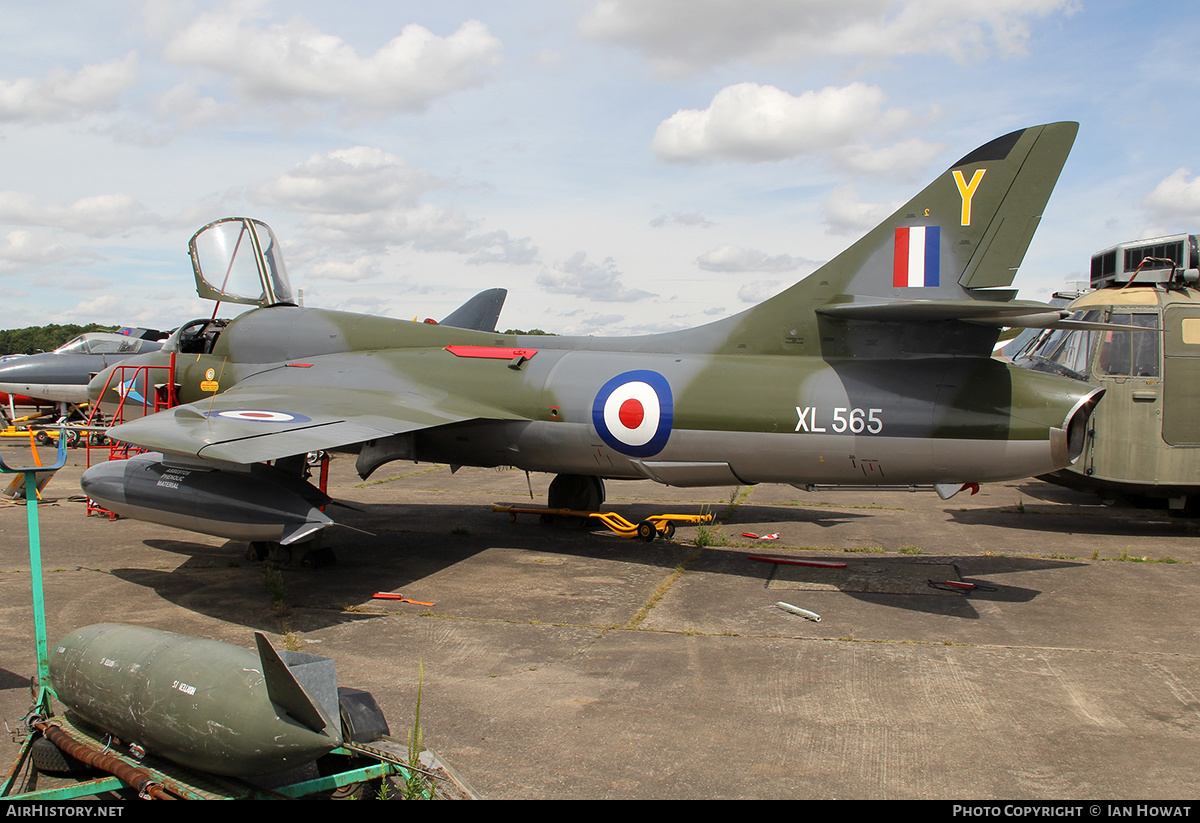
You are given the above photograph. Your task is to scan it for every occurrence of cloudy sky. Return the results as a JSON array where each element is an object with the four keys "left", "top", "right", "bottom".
[{"left": 1, "top": 1, "right": 1197, "bottom": 336}]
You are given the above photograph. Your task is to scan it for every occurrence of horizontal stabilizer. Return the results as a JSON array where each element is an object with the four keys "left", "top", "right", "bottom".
[{"left": 817, "top": 299, "right": 1070, "bottom": 324}]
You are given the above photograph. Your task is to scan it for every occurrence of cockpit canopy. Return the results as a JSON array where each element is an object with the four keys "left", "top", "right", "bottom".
[
  {"left": 54, "top": 333, "right": 160, "bottom": 356},
  {"left": 189, "top": 217, "right": 294, "bottom": 308}
]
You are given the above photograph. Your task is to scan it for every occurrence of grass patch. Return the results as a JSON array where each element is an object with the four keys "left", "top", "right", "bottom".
[
  {"left": 718, "top": 485, "right": 754, "bottom": 520},
  {"left": 693, "top": 522, "right": 727, "bottom": 547},
  {"left": 627, "top": 549, "right": 699, "bottom": 628},
  {"left": 1101, "top": 548, "right": 1180, "bottom": 563},
  {"left": 898, "top": 545, "right": 922, "bottom": 555}
]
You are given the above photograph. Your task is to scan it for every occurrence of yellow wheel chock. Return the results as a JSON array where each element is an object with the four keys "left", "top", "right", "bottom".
[{"left": 492, "top": 504, "right": 711, "bottom": 541}]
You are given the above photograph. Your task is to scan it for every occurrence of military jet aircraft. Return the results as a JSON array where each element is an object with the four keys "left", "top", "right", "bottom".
[
  {"left": 0, "top": 328, "right": 166, "bottom": 411},
  {"left": 83, "top": 122, "right": 1104, "bottom": 551}
]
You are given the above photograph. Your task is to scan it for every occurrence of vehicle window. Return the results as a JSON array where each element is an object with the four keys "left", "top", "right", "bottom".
[
  {"left": 1042, "top": 328, "right": 1096, "bottom": 379},
  {"left": 1022, "top": 310, "right": 1101, "bottom": 380},
  {"left": 1097, "top": 312, "right": 1159, "bottom": 377}
]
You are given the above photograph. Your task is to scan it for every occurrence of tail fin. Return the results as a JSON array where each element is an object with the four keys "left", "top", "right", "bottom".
[
  {"left": 836, "top": 121, "right": 1078, "bottom": 298},
  {"left": 697, "top": 122, "right": 1077, "bottom": 355},
  {"left": 440, "top": 287, "right": 508, "bottom": 332}
]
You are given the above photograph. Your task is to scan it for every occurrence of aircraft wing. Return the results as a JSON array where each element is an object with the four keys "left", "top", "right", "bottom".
[{"left": 107, "top": 370, "right": 524, "bottom": 465}]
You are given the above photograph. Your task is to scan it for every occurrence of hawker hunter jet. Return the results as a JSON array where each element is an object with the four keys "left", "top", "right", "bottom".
[
  {"left": 83, "top": 122, "right": 1104, "bottom": 551},
  {"left": 0, "top": 329, "right": 166, "bottom": 414}
]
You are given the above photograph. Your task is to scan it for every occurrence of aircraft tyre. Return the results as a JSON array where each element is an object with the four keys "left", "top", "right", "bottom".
[
  {"left": 547, "top": 474, "right": 605, "bottom": 528},
  {"left": 547, "top": 474, "right": 605, "bottom": 512}
]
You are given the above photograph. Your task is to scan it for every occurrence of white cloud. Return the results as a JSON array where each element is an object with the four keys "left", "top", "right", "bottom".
[
  {"left": 653, "top": 82, "right": 939, "bottom": 169},
  {"left": 465, "top": 231, "right": 539, "bottom": 266},
  {"left": 837, "top": 137, "right": 946, "bottom": 175},
  {"left": 536, "top": 252, "right": 655, "bottom": 302},
  {"left": 0, "top": 192, "right": 153, "bottom": 237},
  {"left": 253, "top": 146, "right": 436, "bottom": 214},
  {"left": 737, "top": 280, "right": 784, "bottom": 303},
  {"left": 580, "top": 0, "right": 1076, "bottom": 74},
  {"left": 649, "top": 212, "right": 715, "bottom": 228},
  {"left": 822, "top": 184, "right": 902, "bottom": 235},
  {"left": 252, "top": 146, "right": 540, "bottom": 267},
  {"left": 0, "top": 53, "right": 139, "bottom": 123},
  {"left": 307, "top": 255, "right": 383, "bottom": 283},
  {"left": 164, "top": 7, "right": 502, "bottom": 116},
  {"left": 696, "top": 244, "right": 814, "bottom": 273},
  {"left": 1143, "top": 168, "right": 1200, "bottom": 224},
  {"left": 0, "top": 230, "right": 84, "bottom": 275},
  {"left": 51, "top": 294, "right": 125, "bottom": 324}
]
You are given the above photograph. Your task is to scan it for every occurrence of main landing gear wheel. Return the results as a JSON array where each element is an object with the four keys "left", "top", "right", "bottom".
[{"left": 547, "top": 474, "right": 605, "bottom": 527}]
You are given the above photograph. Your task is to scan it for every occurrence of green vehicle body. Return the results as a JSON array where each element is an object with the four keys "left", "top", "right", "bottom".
[{"left": 1013, "top": 233, "right": 1200, "bottom": 512}]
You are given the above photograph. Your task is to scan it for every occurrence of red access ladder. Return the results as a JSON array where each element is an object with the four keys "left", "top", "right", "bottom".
[{"left": 83, "top": 352, "right": 178, "bottom": 517}]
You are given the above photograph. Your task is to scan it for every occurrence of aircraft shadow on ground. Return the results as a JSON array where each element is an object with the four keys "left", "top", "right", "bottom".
[
  {"left": 740, "top": 552, "right": 1083, "bottom": 620},
  {"left": 106, "top": 534, "right": 491, "bottom": 633},
  {"left": 90, "top": 500, "right": 1095, "bottom": 626},
  {"left": 945, "top": 506, "right": 1196, "bottom": 538}
]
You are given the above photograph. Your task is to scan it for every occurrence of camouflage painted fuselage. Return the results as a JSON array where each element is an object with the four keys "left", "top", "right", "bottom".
[
  {"left": 88, "top": 123, "right": 1101, "bottom": 540},
  {"left": 117, "top": 300, "right": 1097, "bottom": 489}
]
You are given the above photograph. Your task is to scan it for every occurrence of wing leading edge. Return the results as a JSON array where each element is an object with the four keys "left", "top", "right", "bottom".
[{"left": 108, "top": 378, "right": 524, "bottom": 465}]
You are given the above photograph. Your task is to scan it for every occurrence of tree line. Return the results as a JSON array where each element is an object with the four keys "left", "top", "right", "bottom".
[{"left": 0, "top": 324, "right": 117, "bottom": 356}]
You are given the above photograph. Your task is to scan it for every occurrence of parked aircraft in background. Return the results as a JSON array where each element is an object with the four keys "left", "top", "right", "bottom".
[
  {"left": 83, "top": 122, "right": 1105, "bottom": 557},
  {"left": 0, "top": 329, "right": 166, "bottom": 413}
]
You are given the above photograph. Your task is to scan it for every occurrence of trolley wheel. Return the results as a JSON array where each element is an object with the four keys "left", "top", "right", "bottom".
[
  {"left": 509, "top": 512, "right": 517, "bottom": 522},
  {"left": 661, "top": 521, "right": 676, "bottom": 540},
  {"left": 64, "top": 429, "right": 80, "bottom": 447},
  {"left": 35, "top": 431, "right": 50, "bottom": 445},
  {"left": 30, "top": 736, "right": 91, "bottom": 775},
  {"left": 637, "top": 521, "right": 656, "bottom": 542}
]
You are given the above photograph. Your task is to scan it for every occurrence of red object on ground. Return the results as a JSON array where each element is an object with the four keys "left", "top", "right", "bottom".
[
  {"left": 747, "top": 556, "right": 847, "bottom": 568},
  {"left": 373, "top": 593, "right": 436, "bottom": 605}
]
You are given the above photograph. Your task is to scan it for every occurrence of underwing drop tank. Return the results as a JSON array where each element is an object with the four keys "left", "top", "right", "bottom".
[
  {"left": 80, "top": 452, "right": 332, "bottom": 545},
  {"left": 49, "top": 624, "right": 342, "bottom": 776}
]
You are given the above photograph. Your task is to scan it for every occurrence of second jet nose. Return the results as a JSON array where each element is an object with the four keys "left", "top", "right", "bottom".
[{"left": 87, "top": 365, "right": 117, "bottom": 405}]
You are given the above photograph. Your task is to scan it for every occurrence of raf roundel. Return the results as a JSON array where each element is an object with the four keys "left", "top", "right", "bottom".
[
  {"left": 206, "top": 409, "right": 311, "bottom": 424},
  {"left": 591, "top": 370, "right": 673, "bottom": 457}
]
